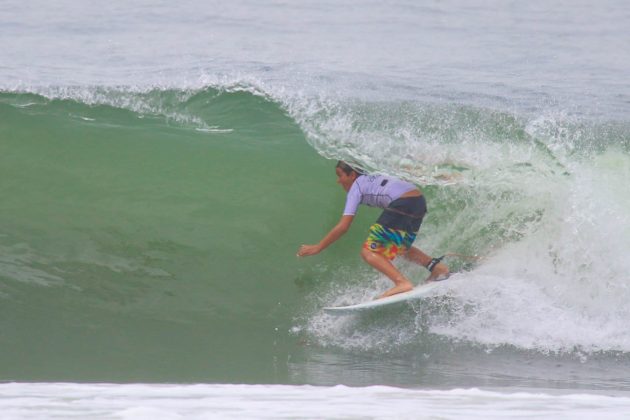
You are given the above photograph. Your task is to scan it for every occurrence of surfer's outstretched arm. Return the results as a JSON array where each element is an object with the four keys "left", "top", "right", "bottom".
[{"left": 297, "top": 215, "right": 354, "bottom": 257}]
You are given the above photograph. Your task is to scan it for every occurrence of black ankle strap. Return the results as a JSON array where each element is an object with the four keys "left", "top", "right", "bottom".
[{"left": 426, "top": 256, "right": 445, "bottom": 272}]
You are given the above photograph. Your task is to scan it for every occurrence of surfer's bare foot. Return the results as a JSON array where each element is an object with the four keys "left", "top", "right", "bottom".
[
  {"left": 377, "top": 282, "right": 413, "bottom": 299},
  {"left": 426, "top": 262, "right": 450, "bottom": 282}
]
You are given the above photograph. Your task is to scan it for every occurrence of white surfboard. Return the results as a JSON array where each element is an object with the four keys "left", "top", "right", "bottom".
[{"left": 323, "top": 277, "right": 453, "bottom": 315}]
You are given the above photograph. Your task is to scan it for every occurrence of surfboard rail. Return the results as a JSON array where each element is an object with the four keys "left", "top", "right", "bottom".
[{"left": 323, "top": 277, "right": 454, "bottom": 315}]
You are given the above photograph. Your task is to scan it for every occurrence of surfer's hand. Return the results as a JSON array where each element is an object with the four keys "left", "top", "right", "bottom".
[{"left": 297, "top": 244, "right": 321, "bottom": 257}]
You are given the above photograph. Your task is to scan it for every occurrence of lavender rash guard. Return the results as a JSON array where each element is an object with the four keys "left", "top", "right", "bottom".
[{"left": 342, "top": 175, "right": 417, "bottom": 216}]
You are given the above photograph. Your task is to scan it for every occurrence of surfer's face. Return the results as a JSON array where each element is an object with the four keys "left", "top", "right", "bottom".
[{"left": 336, "top": 167, "right": 357, "bottom": 192}]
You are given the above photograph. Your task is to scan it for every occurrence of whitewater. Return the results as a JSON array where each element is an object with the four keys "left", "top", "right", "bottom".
[{"left": 2, "top": 0, "right": 630, "bottom": 418}]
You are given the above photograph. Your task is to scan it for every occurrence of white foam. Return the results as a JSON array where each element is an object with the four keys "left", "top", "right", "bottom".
[
  {"left": 297, "top": 102, "right": 630, "bottom": 355},
  {"left": 1, "top": 382, "right": 629, "bottom": 420},
  {"left": 432, "top": 147, "right": 630, "bottom": 354}
]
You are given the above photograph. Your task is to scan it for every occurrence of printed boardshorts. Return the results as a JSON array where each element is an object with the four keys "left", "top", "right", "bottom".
[{"left": 363, "top": 223, "right": 417, "bottom": 260}]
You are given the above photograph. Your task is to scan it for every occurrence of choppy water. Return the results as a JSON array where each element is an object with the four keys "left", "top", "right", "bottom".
[{"left": 2, "top": 0, "right": 630, "bottom": 417}]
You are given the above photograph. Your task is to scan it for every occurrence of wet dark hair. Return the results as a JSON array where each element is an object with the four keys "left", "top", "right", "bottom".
[{"left": 336, "top": 161, "right": 366, "bottom": 176}]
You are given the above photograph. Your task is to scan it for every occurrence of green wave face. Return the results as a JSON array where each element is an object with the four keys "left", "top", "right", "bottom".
[{"left": 0, "top": 89, "right": 339, "bottom": 381}]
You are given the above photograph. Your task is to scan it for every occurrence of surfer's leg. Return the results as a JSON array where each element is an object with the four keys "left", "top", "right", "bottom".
[
  {"left": 404, "top": 247, "right": 450, "bottom": 281},
  {"left": 360, "top": 248, "right": 413, "bottom": 298}
]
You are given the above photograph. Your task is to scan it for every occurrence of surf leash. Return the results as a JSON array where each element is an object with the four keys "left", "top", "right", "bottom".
[
  {"left": 443, "top": 252, "right": 485, "bottom": 261},
  {"left": 427, "top": 252, "right": 485, "bottom": 272},
  {"left": 426, "top": 255, "right": 446, "bottom": 272}
]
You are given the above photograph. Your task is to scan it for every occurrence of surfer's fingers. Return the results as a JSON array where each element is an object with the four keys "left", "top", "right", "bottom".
[{"left": 297, "top": 244, "right": 318, "bottom": 257}]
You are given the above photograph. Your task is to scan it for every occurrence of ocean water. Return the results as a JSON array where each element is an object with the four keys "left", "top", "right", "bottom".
[{"left": 2, "top": 0, "right": 630, "bottom": 417}]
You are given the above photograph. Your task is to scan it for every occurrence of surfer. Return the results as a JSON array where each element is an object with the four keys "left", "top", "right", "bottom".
[{"left": 297, "top": 161, "right": 450, "bottom": 298}]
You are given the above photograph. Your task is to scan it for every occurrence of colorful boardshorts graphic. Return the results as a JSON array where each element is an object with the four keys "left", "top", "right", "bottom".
[{"left": 363, "top": 223, "right": 417, "bottom": 260}]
